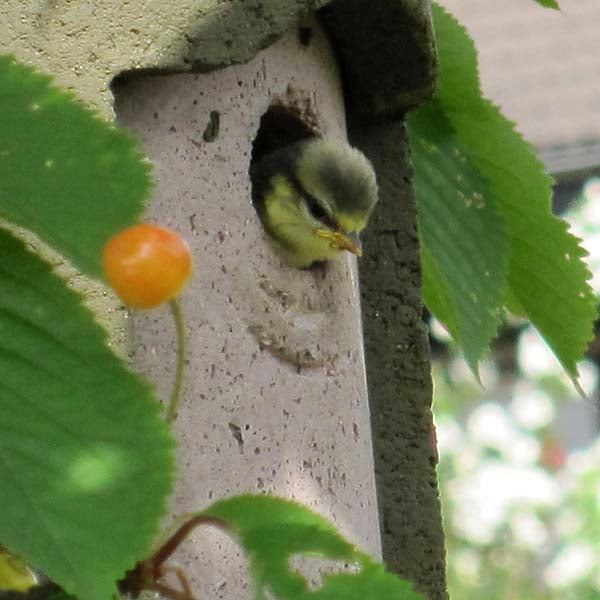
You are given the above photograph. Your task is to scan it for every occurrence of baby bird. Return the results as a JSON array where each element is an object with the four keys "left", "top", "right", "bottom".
[{"left": 250, "top": 138, "right": 378, "bottom": 268}]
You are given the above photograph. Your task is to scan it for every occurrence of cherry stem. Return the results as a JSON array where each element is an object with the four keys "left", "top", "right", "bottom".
[
  {"left": 166, "top": 297, "right": 187, "bottom": 423},
  {"left": 151, "top": 515, "right": 229, "bottom": 570}
]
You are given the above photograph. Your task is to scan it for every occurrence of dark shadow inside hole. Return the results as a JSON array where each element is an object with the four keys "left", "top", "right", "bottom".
[
  {"left": 250, "top": 105, "right": 317, "bottom": 165},
  {"left": 298, "top": 26, "right": 314, "bottom": 47}
]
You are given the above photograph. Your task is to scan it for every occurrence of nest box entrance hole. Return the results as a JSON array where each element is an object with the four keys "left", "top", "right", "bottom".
[{"left": 250, "top": 96, "right": 321, "bottom": 165}]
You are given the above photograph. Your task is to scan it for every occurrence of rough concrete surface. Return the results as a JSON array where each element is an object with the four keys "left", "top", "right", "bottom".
[
  {"left": 0, "top": 0, "right": 329, "bottom": 116},
  {"left": 114, "top": 23, "right": 381, "bottom": 598},
  {"left": 351, "top": 120, "right": 448, "bottom": 600},
  {"left": 0, "top": 0, "right": 435, "bottom": 121}
]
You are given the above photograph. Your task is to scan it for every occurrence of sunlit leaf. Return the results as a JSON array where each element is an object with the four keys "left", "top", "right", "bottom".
[
  {"left": 0, "top": 55, "right": 151, "bottom": 280},
  {"left": 202, "top": 495, "right": 424, "bottom": 600},
  {"left": 418, "top": 4, "right": 596, "bottom": 378},
  {"left": 408, "top": 101, "right": 507, "bottom": 373},
  {"left": 0, "top": 230, "right": 175, "bottom": 600}
]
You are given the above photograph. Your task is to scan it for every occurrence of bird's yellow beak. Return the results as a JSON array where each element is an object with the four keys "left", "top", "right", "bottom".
[{"left": 315, "top": 228, "right": 362, "bottom": 257}]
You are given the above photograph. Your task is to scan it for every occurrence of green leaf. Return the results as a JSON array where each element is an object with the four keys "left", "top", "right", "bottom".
[
  {"left": 0, "top": 55, "right": 151, "bottom": 280},
  {"left": 0, "top": 230, "right": 175, "bottom": 600},
  {"left": 307, "top": 563, "right": 423, "bottom": 600},
  {"left": 426, "top": 4, "right": 595, "bottom": 378},
  {"left": 202, "top": 494, "right": 424, "bottom": 600},
  {"left": 408, "top": 101, "right": 508, "bottom": 372},
  {"left": 532, "top": 0, "right": 560, "bottom": 8}
]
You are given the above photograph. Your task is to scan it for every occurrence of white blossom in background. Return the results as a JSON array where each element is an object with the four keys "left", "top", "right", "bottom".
[
  {"left": 449, "top": 463, "right": 562, "bottom": 545},
  {"left": 544, "top": 543, "right": 596, "bottom": 588},
  {"left": 517, "top": 327, "right": 564, "bottom": 378},
  {"left": 509, "top": 382, "right": 555, "bottom": 430},
  {"left": 448, "top": 354, "right": 498, "bottom": 388},
  {"left": 510, "top": 510, "right": 549, "bottom": 550},
  {"left": 567, "top": 436, "right": 600, "bottom": 474},
  {"left": 429, "top": 316, "right": 453, "bottom": 343},
  {"left": 435, "top": 415, "right": 464, "bottom": 455},
  {"left": 566, "top": 177, "right": 600, "bottom": 293},
  {"left": 576, "top": 360, "right": 599, "bottom": 397},
  {"left": 517, "top": 327, "right": 598, "bottom": 396},
  {"left": 467, "top": 403, "right": 540, "bottom": 465}
]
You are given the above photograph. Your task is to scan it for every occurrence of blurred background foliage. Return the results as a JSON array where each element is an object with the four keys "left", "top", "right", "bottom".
[
  {"left": 432, "top": 2, "right": 600, "bottom": 596},
  {"left": 431, "top": 178, "right": 600, "bottom": 599}
]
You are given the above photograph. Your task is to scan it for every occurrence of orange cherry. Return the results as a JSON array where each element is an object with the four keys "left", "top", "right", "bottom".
[{"left": 102, "top": 224, "right": 192, "bottom": 309}]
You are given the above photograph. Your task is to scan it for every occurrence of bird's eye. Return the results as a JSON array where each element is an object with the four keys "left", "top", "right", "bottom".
[{"left": 304, "top": 193, "right": 328, "bottom": 221}]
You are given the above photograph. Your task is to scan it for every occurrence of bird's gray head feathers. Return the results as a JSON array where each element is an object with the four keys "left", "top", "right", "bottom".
[{"left": 296, "top": 139, "right": 378, "bottom": 223}]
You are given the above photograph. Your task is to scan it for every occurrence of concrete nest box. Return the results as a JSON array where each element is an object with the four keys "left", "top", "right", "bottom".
[{"left": 2, "top": 1, "right": 445, "bottom": 599}]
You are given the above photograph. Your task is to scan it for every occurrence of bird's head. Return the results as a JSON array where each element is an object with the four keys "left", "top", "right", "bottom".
[{"left": 252, "top": 138, "right": 378, "bottom": 268}]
